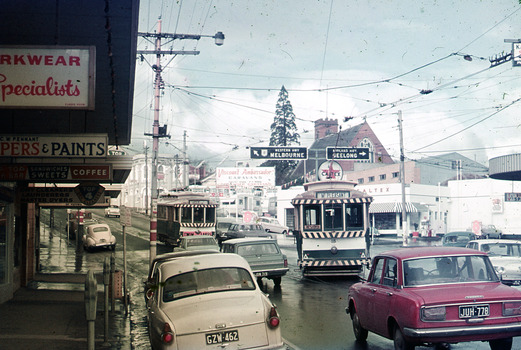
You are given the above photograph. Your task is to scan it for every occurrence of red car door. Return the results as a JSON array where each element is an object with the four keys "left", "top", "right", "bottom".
[
  {"left": 370, "top": 258, "right": 397, "bottom": 337},
  {"left": 356, "top": 257, "right": 385, "bottom": 329}
]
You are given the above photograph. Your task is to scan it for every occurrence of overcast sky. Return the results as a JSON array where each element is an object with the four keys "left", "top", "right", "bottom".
[{"left": 131, "top": 0, "right": 521, "bottom": 168}]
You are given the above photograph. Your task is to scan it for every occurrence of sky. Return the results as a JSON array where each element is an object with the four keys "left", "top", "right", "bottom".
[{"left": 131, "top": 0, "right": 521, "bottom": 169}]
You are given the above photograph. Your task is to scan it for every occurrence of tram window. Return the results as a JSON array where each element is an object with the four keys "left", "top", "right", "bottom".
[
  {"left": 194, "top": 207, "right": 204, "bottom": 223},
  {"left": 303, "top": 205, "right": 321, "bottom": 230},
  {"left": 157, "top": 206, "right": 167, "bottom": 220},
  {"left": 346, "top": 206, "right": 364, "bottom": 229},
  {"left": 324, "top": 206, "right": 342, "bottom": 231},
  {"left": 168, "top": 207, "right": 176, "bottom": 221},
  {"left": 181, "top": 207, "right": 192, "bottom": 222},
  {"left": 205, "top": 207, "right": 215, "bottom": 223}
]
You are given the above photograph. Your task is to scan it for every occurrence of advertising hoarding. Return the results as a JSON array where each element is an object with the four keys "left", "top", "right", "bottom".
[{"left": 216, "top": 167, "right": 275, "bottom": 189}]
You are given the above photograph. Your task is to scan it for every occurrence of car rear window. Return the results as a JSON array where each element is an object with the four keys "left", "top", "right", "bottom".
[
  {"left": 237, "top": 243, "right": 279, "bottom": 256},
  {"left": 403, "top": 255, "right": 498, "bottom": 287},
  {"left": 92, "top": 227, "right": 109, "bottom": 233},
  {"left": 162, "top": 267, "right": 255, "bottom": 301}
]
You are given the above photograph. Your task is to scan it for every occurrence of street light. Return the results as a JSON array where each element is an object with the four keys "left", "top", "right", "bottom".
[{"left": 214, "top": 32, "right": 225, "bottom": 46}]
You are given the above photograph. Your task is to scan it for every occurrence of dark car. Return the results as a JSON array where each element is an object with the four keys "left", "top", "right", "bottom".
[
  {"left": 222, "top": 223, "right": 273, "bottom": 241},
  {"left": 221, "top": 238, "right": 288, "bottom": 286},
  {"left": 346, "top": 246, "right": 521, "bottom": 350},
  {"left": 215, "top": 218, "right": 238, "bottom": 244},
  {"left": 442, "top": 231, "right": 476, "bottom": 247},
  {"left": 481, "top": 225, "right": 503, "bottom": 239}
]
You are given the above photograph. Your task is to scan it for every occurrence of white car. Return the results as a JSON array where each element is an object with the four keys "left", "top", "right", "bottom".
[
  {"left": 104, "top": 205, "right": 121, "bottom": 218},
  {"left": 82, "top": 223, "right": 116, "bottom": 251},
  {"left": 145, "top": 253, "right": 285, "bottom": 350},
  {"left": 466, "top": 239, "right": 521, "bottom": 285},
  {"left": 174, "top": 236, "right": 220, "bottom": 252},
  {"left": 257, "top": 217, "right": 289, "bottom": 235}
]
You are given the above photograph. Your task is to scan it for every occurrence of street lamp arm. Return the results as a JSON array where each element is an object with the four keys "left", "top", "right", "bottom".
[{"left": 138, "top": 32, "right": 224, "bottom": 46}]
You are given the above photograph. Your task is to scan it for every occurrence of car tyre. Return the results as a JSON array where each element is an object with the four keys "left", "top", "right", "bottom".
[
  {"left": 111, "top": 244, "right": 116, "bottom": 251},
  {"left": 489, "top": 337, "right": 512, "bottom": 350},
  {"left": 273, "top": 276, "right": 281, "bottom": 287},
  {"left": 351, "top": 309, "right": 368, "bottom": 342},
  {"left": 393, "top": 325, "right": 414, "bottom": 350}
]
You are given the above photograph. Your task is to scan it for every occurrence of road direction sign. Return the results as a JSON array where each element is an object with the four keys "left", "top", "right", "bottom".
[
  {"left": 326, "top": 147, "right": 370, "bottom": 160},
  {"left": 250, "top": 146, "right": 307, "bottom": 160}
]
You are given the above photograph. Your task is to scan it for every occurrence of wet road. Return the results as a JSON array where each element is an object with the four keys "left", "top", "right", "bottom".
[{"left": 38, "top": 209, "right": 521, "bottom": 350}]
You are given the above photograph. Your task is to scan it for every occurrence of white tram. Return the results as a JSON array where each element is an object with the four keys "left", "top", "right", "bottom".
[
  {"left": 156, "top": 191, "right": 218, "bottom": 246},
  {"left": 291, "top": 180, "right": 373, "bottom": 276}
]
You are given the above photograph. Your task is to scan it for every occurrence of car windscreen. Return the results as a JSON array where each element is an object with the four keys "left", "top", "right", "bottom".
[
  {"left": 162, "top": 267, "right": 255, "bottom": 302},
  {"left": 237, "top": 243, "right": 279, "bottom": 256},
  {"left": 185, "top": 237, "right": 216, "bottom": 246},
  {"left": 484, "top": 243, "right": 521, "bottom": 257},
  {"left": 403, "top": 255, "right": 499, "bottom": 287}
]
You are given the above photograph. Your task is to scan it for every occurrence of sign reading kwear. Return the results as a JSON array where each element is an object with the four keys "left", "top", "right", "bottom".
[
  {"left": 0, "top": 164, "right": 111, "bottom": 181},
  {"left": 0, "top": 46, "right": 95, "bottom": 109},
  {"left": 0, "top": 134, "right": 108, "bottom": 158}
]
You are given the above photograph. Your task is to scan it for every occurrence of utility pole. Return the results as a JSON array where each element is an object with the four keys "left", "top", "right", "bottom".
[
  {"left": 183, "top": 130, "right": 188, "bottom": 188},
  {"left": 138, "top": 20, "right": 224, "bottom": 265},
  {"left": 144, "top": 141, "right": 149, "bottom": 215},
  {"left": 398, "top": 110, "right": 408, "bottom": 247}
]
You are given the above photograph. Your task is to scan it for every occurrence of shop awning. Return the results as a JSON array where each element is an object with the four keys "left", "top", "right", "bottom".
[{"left": 369, "top": 202, "right": 429, "bottom": 213}]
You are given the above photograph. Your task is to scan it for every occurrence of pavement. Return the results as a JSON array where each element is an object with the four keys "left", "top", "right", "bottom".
[{"left": 0, "top": 221, "right": 132, "bottom": 350}]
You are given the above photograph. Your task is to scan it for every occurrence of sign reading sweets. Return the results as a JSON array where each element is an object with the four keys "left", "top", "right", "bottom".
[
  {"left": 0, "top": 164, "right": 111, "bottom": 182},
  {"left": 0, "top": 46, "right": 95, "bottom": 109},
  {"left": 0, "top": 134, "right": 108, "bottom": 158}
]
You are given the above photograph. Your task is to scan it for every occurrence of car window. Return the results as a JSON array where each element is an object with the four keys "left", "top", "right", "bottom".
[
  {"left": 486, "top": 243, "right": 521, "bottom": 257},
  {"left": 382, "top": 258, "right": 397, "bottom": 287},
  {"left": 370, "top": 258, "right": 384, "bottom": 284},
  {"left": 162, "top": 267, "right": 255, "bottom": 301},
  {"left": 92, "top": 226, "right": 109, "bottom": 233},
  {"left": 237, "top": 243, "right": 278, "bottom": 256},
  {"left": 403, "top": 255, "right": 498, "bottom": 286},
  {"left": 221, "top": 244, "right": 234, "bottom": 253}
]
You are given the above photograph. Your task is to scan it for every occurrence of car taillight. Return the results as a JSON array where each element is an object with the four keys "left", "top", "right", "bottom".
[
  {"left": 421, "top": 306, "right": 446, "bottom": 321},
  {"left": 161, "top": 323, "right": 174, "bottom": 344},
  {"left": 267, "top": 306, "right": 280, "bottom": 328},
  {"left": 503, "top": 302, "right": 521, "bottom": 316},
  {"left": 284, "top": 258, "right": 288, "bottom": 268}
]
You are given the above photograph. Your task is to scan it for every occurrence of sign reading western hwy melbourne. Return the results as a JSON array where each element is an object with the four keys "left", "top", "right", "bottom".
[
  {"left": 326, "top": 147, "right": 370, "bottom": 160},
  {"left": 0, "top": 134, "right": 108, "bottom": 158},
  {"left": 250, "top": 147, "right": 308, "bottom": 160}
]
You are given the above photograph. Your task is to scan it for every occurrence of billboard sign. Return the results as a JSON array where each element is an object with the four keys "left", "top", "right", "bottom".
[
  {"left": 216, "top": 167, "right": 275, "bottom": 189},
  {"left": 250, "top": 146, "right": 307, "bottom": 160},
  {"left": 0, "top": 134, "right": 108, "bottom": 158},
  {"left": 326, "top": 147, "right": 370, "bottom": 160},
  {"left": 0, "top": 164, "right": 112, "bottom": 182},
  {"left": 0, "top": 46, "right": 95, "bottom": 109}
]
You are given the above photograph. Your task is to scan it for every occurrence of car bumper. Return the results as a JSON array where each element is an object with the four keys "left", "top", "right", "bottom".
[
  {"left": 253, "top": 268, "right": 289, "bottom": 278},
  {"left": 403, "top": 322, "right": 521, "bottom": 339}
]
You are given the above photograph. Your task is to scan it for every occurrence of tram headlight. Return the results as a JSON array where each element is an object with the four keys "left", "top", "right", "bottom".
[{"left": 331, "top": 246, "right": 338, "bottom": 254}]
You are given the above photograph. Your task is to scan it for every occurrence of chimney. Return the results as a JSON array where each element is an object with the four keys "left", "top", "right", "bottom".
[{"left": 314, "top": 118, "right": 338, "bottom": 139}]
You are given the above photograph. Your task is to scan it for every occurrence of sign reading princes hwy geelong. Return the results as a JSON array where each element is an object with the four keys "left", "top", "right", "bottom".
[
  {"left": 0, "top": 134, "right": 108, "bottom": 158},
  {"left": 0, "top": 46, "right": 95, "bottom": 109},
  {"left": 250, "top": 146, "right": 307, "bottom": 160},
  {"left": 326, "top": 147, "right": 370, "bottom": 160}
]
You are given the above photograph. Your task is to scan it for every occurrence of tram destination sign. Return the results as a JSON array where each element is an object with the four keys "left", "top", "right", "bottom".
[
  {"left": 326, "top": 147, "right": 370, "bottom": 160},
  {"left": 250, "top": 146, "right": 308, "bottom": 160},
  {"left": 505, "top": 192, "right": 521, "bottom": 202}
]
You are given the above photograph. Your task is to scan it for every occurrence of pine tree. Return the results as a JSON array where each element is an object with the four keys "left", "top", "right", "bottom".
[{"left": 262, "top": 86, "right": 300, "bottom": 186}]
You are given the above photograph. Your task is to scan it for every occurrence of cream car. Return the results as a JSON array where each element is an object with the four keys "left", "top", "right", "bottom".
[
  {"left": 82, "top": 223, "right": 116, "bottom": 251},
  {"left": 467, "top": 239, "right": 521, "bottom": 285},
  {"left": 257, "top": 217, "right": 289, "bottom": 235},
  {"left": 146, "top": 253, "right": 285, "bottom": 350}
]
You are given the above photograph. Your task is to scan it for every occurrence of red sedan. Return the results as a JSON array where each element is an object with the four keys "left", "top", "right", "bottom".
[{"left": 347, "top": 247, "right": 521, "bottom": 350}]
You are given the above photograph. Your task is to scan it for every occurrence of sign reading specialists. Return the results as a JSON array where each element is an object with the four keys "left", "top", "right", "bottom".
[
  {"left": 250, "top": 146, "right": 307, "bottom": 160},
  {"left": 326, "top": 147, "right": 370, "bottom": 160},
  {"left": 20, "top": 186, "right": 105, "bottom": 205},
  {"left": 0, "top": 134, "right": 108, "bottom": 158},
  {"left": 0, "top": 46, "right": 95, "bottom": 109}
]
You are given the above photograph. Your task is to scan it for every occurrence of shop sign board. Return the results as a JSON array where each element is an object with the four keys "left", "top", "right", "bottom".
[
  {"left": 326, "top": 147, "right": 370, "bottom": 160},
  {"left": 216, "top": 167, "right": 275, "bottom": 189},
  {"left": 250, "top": 146, "right": 307, "bottom": 160},
  {"left": 0, "top": 164, "right": 112, "bottom": 181},
  {"left": 0, "top": 46, "right": 95, "bottom": 109},
  {"left": 20, "top": 183, "right": 105, "bottom": 205},
  {"left": 0, "top": 134, "right": 108, "bottom": 158}
]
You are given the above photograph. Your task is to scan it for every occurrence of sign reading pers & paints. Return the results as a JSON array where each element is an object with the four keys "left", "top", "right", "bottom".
[
  {"left": 0, "top": 134, "right": 108, "bottom": 158},
  {"left": 0, "top": 46, "right": 95, "bottom": 109}
]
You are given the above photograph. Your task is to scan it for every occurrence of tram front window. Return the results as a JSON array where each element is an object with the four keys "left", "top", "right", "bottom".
[
  {"left": 304, "top": 205, "right": 321, "bottom": 230},
  {"left": 194, "top": 207, "right": 204, "bottom": 223},
  {"left": 181, "top": 207, "right": 192, "bottom": 222},
  {"left": 324, "top": 206, "right": 342, "bottom": 231},
  {"left": 346, "top": 205, "right": 364, "bottom": 230}
]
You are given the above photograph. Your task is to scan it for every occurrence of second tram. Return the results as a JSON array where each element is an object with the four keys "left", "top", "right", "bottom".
[
  {"left": 291, "top": 180, "right": 373, "bottom": 276},
  {"left": 156, "top": 191, "right": 218, "bottom": 246}
]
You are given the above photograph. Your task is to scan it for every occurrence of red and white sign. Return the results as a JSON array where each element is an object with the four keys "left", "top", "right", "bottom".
[
  {"left": 0, "top": 134, "right": 108, "bottom": 158},
  {"left": 0, "top": 164, "right": 111, "bottom": 181},
  {"left": 0, "top": 46, "right": 95, "bottom": 109}
]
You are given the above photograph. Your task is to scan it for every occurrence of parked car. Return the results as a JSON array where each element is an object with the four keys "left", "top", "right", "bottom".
[
  {"left": 257, "top": 217, "right": 290, "bottom": 235},
  {"left": 215, "top": 217, "right": 238, "bottom": 244},
  {"left": 481, "top": 224, "right": 502, "bottom": 239},
  {"left": 104, "top": 205, "right": 121, "bottom": 218},
  {"left": 82, "top": 223, "right": 116, "bottom": 251},
  {"left": 174, "top": 235, "right": 219, "bottom": 252},
  {"left": 222, "top": 223, "right": 273, "bottom": 241},
  {"left": 143, "top": 250, "right": 220, "bottom": 303},
  {"left": 221, "top": 238, "right": 288, "bottom": 286},
  {"left": 466, "top": 239, "right": 521, "bottom": 285},
  {"left": 145, "top": 252, "right": 284, "bottom": 350},
  {"left": 347, "top": 246, "right": 521, "bottom": 350},
  {"left": 442, "top": 231, "right": 476, "bottom": 247}
]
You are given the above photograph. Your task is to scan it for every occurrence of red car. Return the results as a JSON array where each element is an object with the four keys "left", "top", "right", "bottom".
[{"left": 347, "top": 247, "right": 521, "bottom": 350}]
